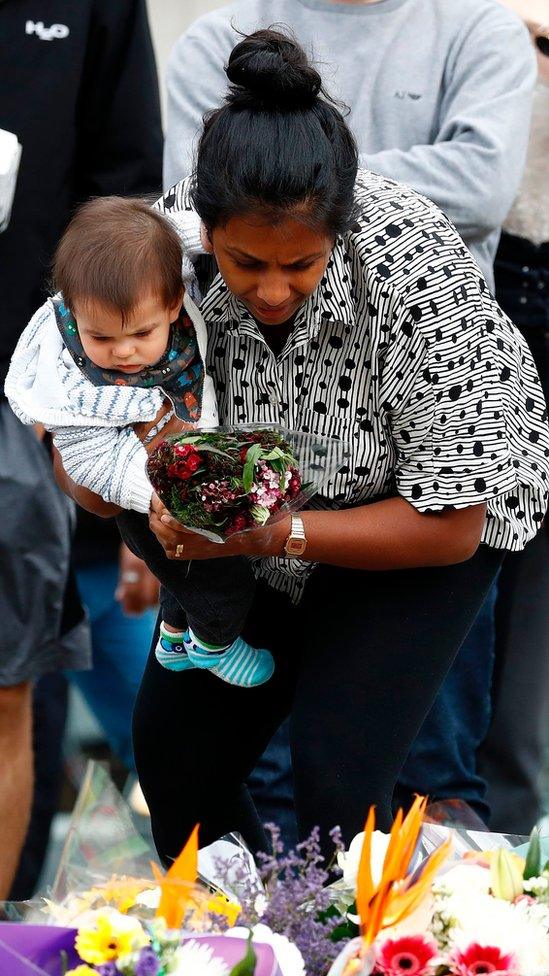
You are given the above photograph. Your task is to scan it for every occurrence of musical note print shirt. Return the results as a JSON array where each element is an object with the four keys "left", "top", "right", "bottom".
[{"left": 159, "top": 171, "right": 549, "bottom": 600}]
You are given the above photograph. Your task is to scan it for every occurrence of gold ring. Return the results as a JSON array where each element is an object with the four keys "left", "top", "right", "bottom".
[{"left": 175, "top": 543, "right": 185, "bottom": 558}]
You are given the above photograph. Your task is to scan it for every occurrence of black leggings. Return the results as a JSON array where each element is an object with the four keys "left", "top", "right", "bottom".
[{"left": 133, "top": 545, "right": 503, "bottom": 864}]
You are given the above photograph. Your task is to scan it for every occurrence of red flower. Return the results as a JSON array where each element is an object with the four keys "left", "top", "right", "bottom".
[
  {"left": 449, "top": 943, "right": 519, "bottom": 976},
  {"left": 173, "top": 443, "right": 195, "bottom": 459},
  {"left": 225, "top": 513, "right": 250, "bottom": 536},
  {"left": 167, "top": 446, "right": 202, "bottom": 481},
  {"left": 375, "top": 935, "right": 437, "bottom": 976}
]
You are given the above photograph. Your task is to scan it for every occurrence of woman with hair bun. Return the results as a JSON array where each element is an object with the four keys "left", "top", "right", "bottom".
[{"left": 132, "top": 29, "right": 549, "bottom": 861}]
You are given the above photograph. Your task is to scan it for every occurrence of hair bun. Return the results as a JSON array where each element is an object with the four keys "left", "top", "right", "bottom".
[{"left": 226, "top": 29, "right": 322, "bottom": 110}]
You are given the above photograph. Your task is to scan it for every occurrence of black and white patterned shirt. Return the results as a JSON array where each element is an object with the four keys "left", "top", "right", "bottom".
[{"left": 159, "top": 171, "right": 549, "bottom": 601}]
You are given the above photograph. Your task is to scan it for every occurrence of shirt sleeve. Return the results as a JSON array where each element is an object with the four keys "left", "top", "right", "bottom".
[
  {"left": 361, "top": 8, "right": 536, "bottom": 241},
  {"left": 54, "top": 425, "right": 152, "bottom": 513},
  {"left": 383, "top": 265, "right": 549, "bottom": 534}
]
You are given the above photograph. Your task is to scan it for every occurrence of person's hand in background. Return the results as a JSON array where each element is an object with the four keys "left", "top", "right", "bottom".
[{"left": 115, "top": 542, "right": 159, "bottom": 616}]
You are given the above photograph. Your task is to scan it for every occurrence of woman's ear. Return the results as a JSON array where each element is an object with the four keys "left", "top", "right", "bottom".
[{"left": 201, "top": 223, "right": 214, "bottom": 253}]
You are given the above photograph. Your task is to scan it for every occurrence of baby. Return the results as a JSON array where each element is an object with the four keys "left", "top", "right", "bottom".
[{"left": 6, "top": 196, "right": 273, "bottom": 687}]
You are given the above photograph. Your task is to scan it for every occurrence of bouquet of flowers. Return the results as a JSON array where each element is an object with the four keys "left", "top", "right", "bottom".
[
  {"left": 5, "top": 766, "right": 549, "bottom": 976},
  {"left": 325, "top": 799, "right": 549, "bottom": 976},
  {"left": 146, "top": 425, "right": 347, "bottom": 542}
]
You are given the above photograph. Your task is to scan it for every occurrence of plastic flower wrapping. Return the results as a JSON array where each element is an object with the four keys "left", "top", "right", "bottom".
[
  {"left": 146, "top": 424, "right": 348, "bottom": 541},
  {"left": 1, "top": 765, "right": 549, "bottom": 976}
]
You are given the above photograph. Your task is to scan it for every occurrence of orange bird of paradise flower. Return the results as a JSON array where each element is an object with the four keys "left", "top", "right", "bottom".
[
  {"left": 344, "top": 796, "right": 452, "bottom": 974},
  {"left": 152, "top": 823, "right": 199, "bottom": 929}
]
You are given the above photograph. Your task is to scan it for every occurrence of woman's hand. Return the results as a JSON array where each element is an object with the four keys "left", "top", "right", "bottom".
[
  {"left": 149, "top": 492, "right": 289, "bottom": 560},
  {"left": 115, "top": 543, "right": 160, "bottom": 615}
]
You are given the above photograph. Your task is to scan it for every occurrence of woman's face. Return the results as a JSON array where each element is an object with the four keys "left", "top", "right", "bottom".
[{"left": 207, "top": 214, "right": 333, "bottom": 327}]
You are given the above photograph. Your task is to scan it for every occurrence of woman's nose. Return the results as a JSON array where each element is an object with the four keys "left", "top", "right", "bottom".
[{"left": 256, "top": 273, "right": 291, "bottom": 307}]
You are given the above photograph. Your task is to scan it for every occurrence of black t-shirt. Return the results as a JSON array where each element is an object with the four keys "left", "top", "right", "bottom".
[{"left": 0, "top": 0, "right": 163, "bottom": 390}]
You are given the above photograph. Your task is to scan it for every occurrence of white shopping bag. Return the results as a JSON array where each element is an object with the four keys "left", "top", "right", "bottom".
[{"left": 0, "top": 128, "right": 22, "bottom": 232}]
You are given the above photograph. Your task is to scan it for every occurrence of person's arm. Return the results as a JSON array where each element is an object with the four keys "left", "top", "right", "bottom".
[
  {"left": 148, "top": 492, "right": 486, "bottom": 570},
  {"left": 52, "top": 445, "right": 122, "bottom": 517},
  {"left": 52, "top": 405, "right": 188, "bottom": 516},
  {"left": 361, "top": 8, "right": 536, "bottom": 240},
  {"left": 163, "top": 16, "right": 236, "bottom": 188},
  {"left": 54, "top": 424, "right": 153, "bottom": 513},
  {"left": 115, "top": 543, "right": 160, "bottom": 615},
  {"left": 74, "top": 0, "right": 163, "bottom": 200}
]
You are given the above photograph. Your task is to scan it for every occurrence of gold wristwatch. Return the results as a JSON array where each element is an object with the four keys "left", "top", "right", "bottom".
[{"left": 284, "top": 514, "right": 307, "bottom": 557}]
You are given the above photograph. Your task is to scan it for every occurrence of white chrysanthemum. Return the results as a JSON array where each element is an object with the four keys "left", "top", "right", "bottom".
[
  {"left": 337, "top": 830, "right": 390, "bottom": 888},
  {"left": 226, "top": 924, "right": 306, "bottom": 976},
  {"left": 442, "top": 891, "right": 549, "bottom": 976},
  {"left": 169, "top": 940, "right": 229, "bottom": 976},
  {"left": 435, "top": 864, "right": 492, "bottom": 898},
  {"left": 134, "top": 885, "right": 161, "bottom": 909}
]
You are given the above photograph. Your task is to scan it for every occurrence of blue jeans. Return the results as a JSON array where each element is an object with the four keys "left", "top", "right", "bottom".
[
  {"left": 70, "top": 561, "right": 156, "bottom": 770},
  {"left": 394, "top": 566, "right": 499, "bottom": 823},
  {"left": 248, "top": 720, "right": 298, "bottom": 850}
]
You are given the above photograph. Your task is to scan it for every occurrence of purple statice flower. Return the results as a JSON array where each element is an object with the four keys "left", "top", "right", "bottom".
[
  {"left": 135, "top": 945, "right": 161, "bottom": 976},
  {"left": 232, "top": 824, "right": 348, "bottom": 976},
  {"left": 97, "top": 964, "right": 119, "bottom": 976}
]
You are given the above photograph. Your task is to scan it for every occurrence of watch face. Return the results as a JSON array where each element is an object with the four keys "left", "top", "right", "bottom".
[{"left": 286, "top": 537, "right": 307, "bottom": 557}]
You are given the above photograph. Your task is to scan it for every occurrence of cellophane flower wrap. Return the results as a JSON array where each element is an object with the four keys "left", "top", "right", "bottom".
[{"left": 146, "top": 424, "right": 348, "bottom": 542}]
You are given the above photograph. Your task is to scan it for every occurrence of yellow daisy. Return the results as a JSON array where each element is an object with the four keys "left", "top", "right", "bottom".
[
  {"left": 65, "top": 967, "right": 97, "bottom": 976},
  {"left": 75, "top": 911, "right": 148, "bottom": 965}
]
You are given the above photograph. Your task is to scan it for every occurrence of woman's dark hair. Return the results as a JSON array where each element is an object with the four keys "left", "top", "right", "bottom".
[{"left": 191, "top": 28, "right": 359, "bottom": 239}]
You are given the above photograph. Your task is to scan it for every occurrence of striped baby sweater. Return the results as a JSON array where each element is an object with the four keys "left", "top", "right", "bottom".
[{"left": 6, "top": 290, "right": 218, "bottom": 513}]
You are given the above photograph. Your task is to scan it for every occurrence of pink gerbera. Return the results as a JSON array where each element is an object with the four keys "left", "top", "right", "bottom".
[
  {"left": 375, "top": 935, "right": 438, "bottom": 976},
  {"left": 449, "top": 943, "right": 519, "bottom": 976}
]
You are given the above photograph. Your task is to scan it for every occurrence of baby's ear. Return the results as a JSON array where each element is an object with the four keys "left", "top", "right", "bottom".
[{"left": 170, "top": 290, "right": 185, "bottom": 322}]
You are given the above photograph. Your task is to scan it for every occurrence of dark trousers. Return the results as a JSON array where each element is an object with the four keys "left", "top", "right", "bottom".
[
  {"left": 394, "top": 579, "right": 498, "bottom": 822},
  {"left": 117, "top": 511, "right": 256, "bottom": 646},
  {"left": 476, "top": 233, "right": 549, "bottom": 833},
  {"left": 133, "top": 546, "right": 502, "bottom": 865}
]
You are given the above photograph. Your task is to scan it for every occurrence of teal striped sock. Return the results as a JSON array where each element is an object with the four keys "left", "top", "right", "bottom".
[
  {"left": 185, "top": 631, "right": 274, "bottom": 688},
  {"left": 155, "top": 623, "right": 196, "bottom": 672}
]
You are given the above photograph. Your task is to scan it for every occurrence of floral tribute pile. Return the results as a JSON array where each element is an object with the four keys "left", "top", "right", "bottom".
[
  {"left": 324, "top": 797, "right": 549, "bottom": 976},
  {"left": 4, "top": 783, "right": 549, "bottom": 976},
  {"left": 147, "top": 428, "right": 302, "bottom": 539}
]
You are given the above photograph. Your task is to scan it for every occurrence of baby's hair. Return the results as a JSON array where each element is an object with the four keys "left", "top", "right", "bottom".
[{"left": 53, "top": 197, "right": 183, "bottom": 325}]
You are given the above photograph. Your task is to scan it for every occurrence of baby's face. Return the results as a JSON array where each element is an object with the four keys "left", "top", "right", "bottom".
[{"left": 74, "top": 291, "right": 183, "bottom": 373}]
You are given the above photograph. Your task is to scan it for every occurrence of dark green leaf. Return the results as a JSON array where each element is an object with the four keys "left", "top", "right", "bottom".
[
  {"left": 524, "top": 827, "right": 542, "bottom": 880},
  {"left": 229, "top": 931, "right": 257, "bottom": 975},
  {"left": 243, "top": 443, "right": 262, "bottom": 493}
]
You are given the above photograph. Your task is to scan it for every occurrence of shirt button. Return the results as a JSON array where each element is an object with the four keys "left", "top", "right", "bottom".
[{"left": 269, "top": 392, "right": 279, "bottom": 406}]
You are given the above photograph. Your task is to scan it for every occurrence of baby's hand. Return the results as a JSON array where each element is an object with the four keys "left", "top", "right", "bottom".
[{"left": 133, "top": 400, "right": 192, "bottom": 453}]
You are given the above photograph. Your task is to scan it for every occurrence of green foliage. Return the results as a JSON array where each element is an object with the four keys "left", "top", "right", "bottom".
[
  {"left": 229, "top": 931, "right": 257, "bottom": 975},
  {"left": 242, "top": 443, "right": 263, "bottom": 492},
  {"left": 524, "top": 827, "right": 542, "bottom": 881}
]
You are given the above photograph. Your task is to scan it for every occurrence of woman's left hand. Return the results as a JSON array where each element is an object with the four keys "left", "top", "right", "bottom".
[{"left": 149, "top": 492, "right": 289, "bottom": 560}]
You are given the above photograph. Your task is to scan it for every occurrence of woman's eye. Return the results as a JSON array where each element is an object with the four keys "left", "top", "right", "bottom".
[{"left": 135, "top": 331, "right": 151, "bottom": 338}]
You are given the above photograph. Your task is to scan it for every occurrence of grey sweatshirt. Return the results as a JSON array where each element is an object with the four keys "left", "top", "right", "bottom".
[{"left": 164, "top": 0, "right": 536, "bottom": 289}]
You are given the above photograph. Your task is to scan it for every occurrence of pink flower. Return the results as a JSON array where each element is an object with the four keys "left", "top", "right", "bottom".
[
  {"left": 449, "top": 943, "right": 519, "bottom": 976},
  {"left": 375, "top": 935, "right": 437, "bottom": 976}
]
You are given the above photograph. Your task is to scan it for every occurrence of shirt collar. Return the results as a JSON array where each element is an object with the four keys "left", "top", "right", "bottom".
[{"left": 199, "top": 236, "right": 355, "bottom": 341}]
